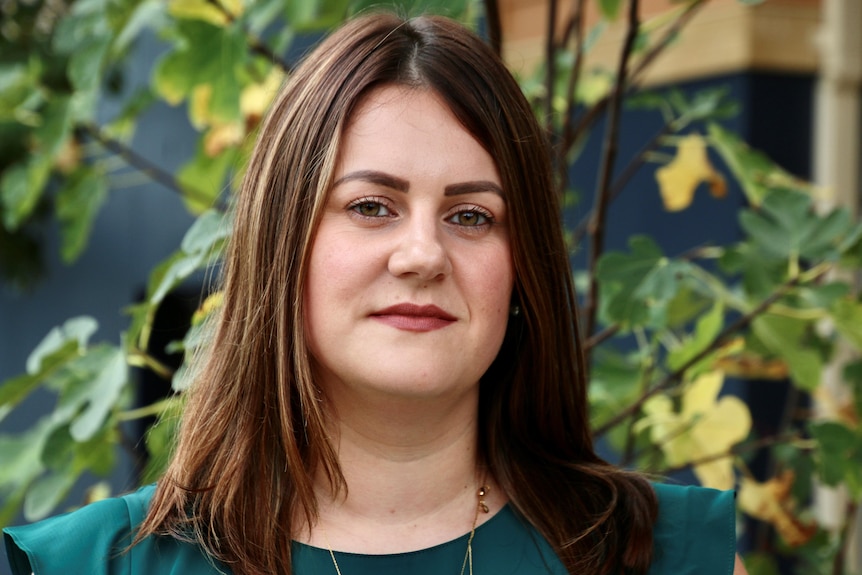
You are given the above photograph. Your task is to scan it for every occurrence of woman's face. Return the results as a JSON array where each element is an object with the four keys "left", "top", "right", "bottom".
[{"left": 304, "top": 86, "right": 514, "bottom": 402}]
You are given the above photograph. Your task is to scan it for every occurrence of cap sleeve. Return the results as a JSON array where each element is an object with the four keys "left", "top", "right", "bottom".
[
  {"left": 649, "top": 483, "right": 736, "bottom": 575},
  {"left": 3, "top": 485, "right": 155, "bottom": 575}
]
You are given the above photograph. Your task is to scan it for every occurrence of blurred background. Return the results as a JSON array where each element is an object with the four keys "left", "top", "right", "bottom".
[{"left": 0, "top": 1, "right": 860, "bottom": 574}]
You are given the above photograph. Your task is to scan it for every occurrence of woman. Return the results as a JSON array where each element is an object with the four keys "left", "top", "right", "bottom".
[{"left": 4, "top": 13, "right": 747, "bottom": 575}]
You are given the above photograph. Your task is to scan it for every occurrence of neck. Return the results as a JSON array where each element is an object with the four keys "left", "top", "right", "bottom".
[{"left": 304, "top": 386, "right": 503, "bottom": 553}]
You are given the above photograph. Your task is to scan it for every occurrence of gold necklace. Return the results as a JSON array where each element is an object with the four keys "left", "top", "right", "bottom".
[{"left": 324, "top": 485, "right": 490, "bottom": 575}]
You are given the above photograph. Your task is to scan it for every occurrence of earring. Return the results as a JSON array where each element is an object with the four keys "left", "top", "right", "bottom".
[{"left": 510, "top": 305, "right": 521, "bottom": 317}]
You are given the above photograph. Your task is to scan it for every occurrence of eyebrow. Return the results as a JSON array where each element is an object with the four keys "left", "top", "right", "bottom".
[
  {"left": 444, "top": 181, "right": 504, "bottom": 198},
  {"left": 333, "top": 170, "right": 504, "bottom": 198},
  {"left": 332, "top": 170, "right": 409, "bottom": 193}
]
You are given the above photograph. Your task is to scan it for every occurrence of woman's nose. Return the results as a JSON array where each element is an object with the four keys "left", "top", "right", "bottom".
[{"left": 387, "top": 218, "right": 452, "bottom": 281}]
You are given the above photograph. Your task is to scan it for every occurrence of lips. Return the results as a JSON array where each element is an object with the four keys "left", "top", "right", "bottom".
[{"left": 370, "top": 303, "right": 456, "bottom": 332}]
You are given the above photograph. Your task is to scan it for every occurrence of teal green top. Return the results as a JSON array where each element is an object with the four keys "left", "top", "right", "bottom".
[{"left": 4, "top": 483, "right": 736, "bottom": 575}]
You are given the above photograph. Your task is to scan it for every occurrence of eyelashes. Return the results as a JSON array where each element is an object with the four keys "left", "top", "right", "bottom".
[{"left": 346, "top": 196, "right": 497, "bottom": 229}]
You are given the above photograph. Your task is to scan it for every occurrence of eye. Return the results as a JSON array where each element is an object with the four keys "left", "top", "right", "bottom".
[
  {"left": 348, "top": 198, "right": 392, "bottom": 218},
  {"left": 448, "top": 207, "right": 493, "bottom": 227}
]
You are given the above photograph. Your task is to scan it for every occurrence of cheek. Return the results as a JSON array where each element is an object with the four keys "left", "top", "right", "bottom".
[{"left": 471, "top": 247, "right": 515, "bottom": 326}]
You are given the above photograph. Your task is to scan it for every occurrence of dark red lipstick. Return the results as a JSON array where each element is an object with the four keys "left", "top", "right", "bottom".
[{"left": 371, "top": 303, "right": 456, "bottom": 332}]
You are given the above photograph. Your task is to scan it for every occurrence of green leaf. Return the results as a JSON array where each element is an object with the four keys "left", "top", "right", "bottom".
[
  {"left": 68, "top": 36, "right": 112, "bottom": 93},
  {"left": 0, "top": 62, "right": 43, "bottom": 122},
  {"left": 718, "top": 243, "right": 783, "bottom": 300},
  {"left": 752, "top": 314, "right": 821, "bottom": 390},
  {"left": 0, "top": 373, "right": 41, "bottom": 420},
  {"left": 831, "top": 298, "right": 862, "bottom": 351},
  {"left": 52, "top": 0, "right": 111, "bottom": 54},
  {"left": 738, "top": 188, "right": 811, "bottom": 260},
  {"left": 596, "top": 0, "right": 623, "bottom": 20},
  {"left": 176, "top": 143, "right": 236, "bottom": 213},
  {"left": 180, "top": 209, "right": 229, "bottom": 253},
  {"left": 348, "top": 0, "right": 469, "bottom": 20},
  {"left": 148, "top": 209, "right": 230, "bottom": 305},
  {"left": 114, "top": 0, "right": 168, "bottom": 54},
  {"left": 708, "top": 123, "right": 785, "bottom": 206},
  {"left": 799, "top": 283, "right": 850, "bottom": 309},
  {"left": 34, "top": 95, "right": 74, "bottom": 158},
  {"left": 152, "top": 20, "right": 246, "bottom": 122},
  {"left": 41, "top": 424, "right": 76, "bottom": 471},
  {"left": 67, "top": 347, "right": 127, "bottom": 442},
  {"left": 667, "top": 301, "right": 724, "bottom": 372},
  {"left": 809, "top": 421, "right": 862, "bottom": 490},
  {"left": 597, "top": 236, "right": 692, "bottom": 329},
  {"left": 0, "top": 418, "right": 54, "bottom": 493},
  {"left": 589, "top": 348, "right": 644, "bottom": 429},
  {"left": 244, "top": 0, "right": 286, "bottom": 35},
  {"left": 24, "top": 471, "right": 78, "bottom": 521},
  {"left": 56, "top": 168, "right": 109, "bottom": 263},
  {"left": 26, "top": 316, "right": 98, "bottom": 375},
  {"left": 141, "top": 398, "right": 184, "bottom": 483},
  {"left": 72, "top": 425, "right": 117, "bottom": 476},
  {"left": 743, "top": 552, "right": 781, "bottom": 575},
  {"left": 665, "top": 285, "right": 712, "bottom": 328},
  {"left": 1, "top": 157, "right": 52, "bottom": 231},
  {"left": 287, "top": 0, "right": 352, "bottom": 31}
]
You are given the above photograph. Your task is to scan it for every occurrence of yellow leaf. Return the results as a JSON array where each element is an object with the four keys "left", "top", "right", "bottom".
[
  {"left": 193, "top": 291, "right": 223, "bottom": 325},
  {"left": 190, "top": 85, "right": 213, "bottom": 130},
  {"left": 240, "top": 69, "right": 285, "bottom": 124},
  {"left": 577, "top": 70, "right": 613, "bottom": 107},
  {"left": 738, "top": 472, "right": 816, "bottom": 547},
  {"left": 636, "top": 371, "right": 752, "bottom": 490},
  {"left": 168, "top": 0, "right": 243, "bottom": 25},
  {"left": 813, "top": 385, "right": 858, "bottom": 428},
  {"left": 655, "top": 134, "right": 725, "bottom": 212},
  {"left": 53, "top": 137, "right": 81, "bottom": 175},
  {"left": 714, "top": 353, "right": 789, "bottom": 380},
  {"left": 204, "top": 122, "right": 243, "bottom": 157}
]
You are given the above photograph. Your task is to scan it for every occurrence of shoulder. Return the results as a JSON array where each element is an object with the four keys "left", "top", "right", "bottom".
[
  {"left": 649, "top": 482, "right": 737, "bottom": 575},
  {"left": 3, "top": 484, "right": 226, "bottom": 575}
]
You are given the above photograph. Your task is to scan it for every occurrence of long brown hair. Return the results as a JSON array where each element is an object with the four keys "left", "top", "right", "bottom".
[{"left": 136, "top": 13, "right": 658, "bottom": 575}]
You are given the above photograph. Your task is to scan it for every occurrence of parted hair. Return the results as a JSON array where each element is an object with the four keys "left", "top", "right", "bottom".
[{"left": 135, "top": 12, "right": 658, "bottom": 575}]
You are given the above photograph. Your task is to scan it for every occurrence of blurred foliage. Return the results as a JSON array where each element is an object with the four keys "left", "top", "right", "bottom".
[{"left": 1, "top": 1, "right": 861, "bottom": 573}]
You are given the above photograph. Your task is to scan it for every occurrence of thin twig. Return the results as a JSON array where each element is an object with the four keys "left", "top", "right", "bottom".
[
  {"left": 653, "top": 432, "right": 804, "bottom": 476},
  {"left": 77, "top": 123, "right": 214, "bottom": 207},
  {"left": 621, "top": 361, "right": 655, "bottom": 465},
  {"left": 127, "top": 348, "right": 176, "bottom": 380},
  {"left": 572, "top": 122, "right": 672, "bottom": 244},
  {"left": 628, "top": 0, "right": 708, "bottom": 86},
  {"left": 543, "top": 0, "right": 559, "bottom": 135},
  {"left": 205, "top": 0, "right": 293, "bottom": 74},
  {"left": 584, "top": 323, "right": 620, "bottom": 351},
  {"left": 557, "top": 0, "right": 587, "bottom": 197},
  {"left": 594, "top": 268, "right": 828, "bottom": 438},
  {"left": 583, "top": 0, "right": 641, "bottom": 341},
  {"left": 483, "top": 0, "right": 502, "bottom": 56},
  {"left": 566, "top": 0, "right": 708, "bottom": 148}
]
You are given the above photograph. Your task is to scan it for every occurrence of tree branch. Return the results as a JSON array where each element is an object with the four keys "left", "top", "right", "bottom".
[
  {"left": 572, "top": 122, "right": 671, "bottom": 244},
  {"left": 652, "top": 432, "right": 804, "bottom": 476},
  {"left": 593, "top": 268, "right": 829, "bottom": 438},
  {"left": 77, "top": 123, "right": 214, "bottom": 207},
  {"left": 566, "top": 0, "right": 708, "bottom": 150},
  {"left": 628, "top": 0, "right": 708, "bottom": 86},
  {"left": 483, "top": 0, "right": 502, "bottom": 56},
  {"left": 584, "top": 323, "right": 620, "bottom": 351},
  {"left": 205, "top": 0, "right": 293, "bottom": 74},
  {"left": 557, "top": 0, "right": 587, "bottom": 197},
  {"left": 543, "top": 0, "right": 559, "bottom": 135},
  {"left": 583, "top": 0, "right": 641, "bottom": 341}
]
